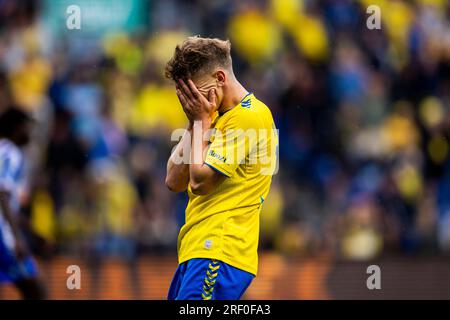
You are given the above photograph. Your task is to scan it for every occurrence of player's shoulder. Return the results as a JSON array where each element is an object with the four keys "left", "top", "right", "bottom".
[
  {"left": 0, "top": 139, "right": 23, "bottom": 165},
  {"left": 239, "top": 92, "right": 266, "bottom": 109},
  {"left": 230, "top": 93, "right": 273, "bottom": 128}
]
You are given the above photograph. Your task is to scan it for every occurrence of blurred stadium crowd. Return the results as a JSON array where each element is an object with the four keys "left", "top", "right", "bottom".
[{"left": 0, "top": 0, "right": 450, "bottom": 265}]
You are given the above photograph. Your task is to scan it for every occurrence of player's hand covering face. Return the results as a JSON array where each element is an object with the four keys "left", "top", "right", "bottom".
[{"left": 176, "top": 79, "right": 217, "bottom": 123}]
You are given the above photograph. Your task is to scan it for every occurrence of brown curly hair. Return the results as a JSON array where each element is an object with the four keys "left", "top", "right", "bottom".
[{"left": 165, "top": 36, "right": 232, "bottom": 82}]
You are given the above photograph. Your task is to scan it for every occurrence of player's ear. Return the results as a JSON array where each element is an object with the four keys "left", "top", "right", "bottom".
[{"left": 215, "top": 70, "right": 226, "bottom": 87}]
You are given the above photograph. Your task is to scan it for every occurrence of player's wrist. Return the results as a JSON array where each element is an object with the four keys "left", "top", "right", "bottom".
[{"left": 192, "top": 116, "right": 211, "bottom": 129}]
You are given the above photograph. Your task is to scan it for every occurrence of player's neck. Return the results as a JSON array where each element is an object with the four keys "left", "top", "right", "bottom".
[{"left": 218, "top": 81, "right": 248, "bottom": 115}]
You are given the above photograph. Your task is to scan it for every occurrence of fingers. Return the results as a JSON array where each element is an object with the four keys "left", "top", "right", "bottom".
[
  {"left": 176, "top": 88, "right": 188, "bottom": 106},
  {"left": 176, "top": 89, "right": 190, "bottom": 111},
  {"left": 175, "top": 79, "right": 214, "bottom": 121},
  {"left": 208, "top": 88, "right": 216, "bottom": 106},
  {"left": 187, "top": 79, "right": 201, "bottom": 99},
  {"left": 178, "top": 79, "right": 195, "bottom": 100},
  {"left": 176, "top": 88, "right": 185, "bottom": 104},
  {"left": 176, "top": 88, "right": 193, "bottom": 118}
]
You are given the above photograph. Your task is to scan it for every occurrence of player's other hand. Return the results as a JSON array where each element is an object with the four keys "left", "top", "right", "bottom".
[{"left": 176, "top": 79, "right": 216, "bottom": 124}]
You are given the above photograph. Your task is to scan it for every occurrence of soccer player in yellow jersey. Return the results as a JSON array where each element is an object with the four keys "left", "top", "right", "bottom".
[{"left": 164, "top": 36, "right": 277, "bottom": 300}]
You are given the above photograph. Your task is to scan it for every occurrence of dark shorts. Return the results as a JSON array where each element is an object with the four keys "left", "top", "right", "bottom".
[{"left": 168, "top": 258, "right": 254, "bottom": 300}]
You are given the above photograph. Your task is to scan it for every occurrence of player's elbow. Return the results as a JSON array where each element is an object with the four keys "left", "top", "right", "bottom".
[
  {"left": 189, "top": 181, "right": 213, "bottom": 196},
  {"left": 165, "top": 176, "right": 186, "bottom": 193}
]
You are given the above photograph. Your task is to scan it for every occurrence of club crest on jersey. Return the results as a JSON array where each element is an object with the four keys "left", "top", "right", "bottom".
[{"left": 241, "top": 99, "right": 252, "bottom": 108}]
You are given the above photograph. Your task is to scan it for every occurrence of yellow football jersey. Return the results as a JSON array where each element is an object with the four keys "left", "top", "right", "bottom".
[{"left": 177, "top": 93, "right": 278, "bottom": 275}]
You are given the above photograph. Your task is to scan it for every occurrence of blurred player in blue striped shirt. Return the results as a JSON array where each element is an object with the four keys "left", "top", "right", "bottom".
[{"left": 0, "top": 107, "right": 45, "bottom": 299}]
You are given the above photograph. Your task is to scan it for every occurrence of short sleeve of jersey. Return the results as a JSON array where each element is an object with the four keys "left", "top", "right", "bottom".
[
  {"left": 204, "top": 112, "right": 259, "bottom": 178},
  {"left": 0, "top": 146, "right": 23, "bottom": 193}
]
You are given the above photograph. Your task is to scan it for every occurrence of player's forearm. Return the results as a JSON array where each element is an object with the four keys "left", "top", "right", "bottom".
[
  {"left": 165, "top": 128, "right": 192, "bottom": 192},
  {"left": 166, "top": 160, "right": 189, "bottom": 192},
  {"left": 189, "top": 119, "right": 213, "bottom": 194}
]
